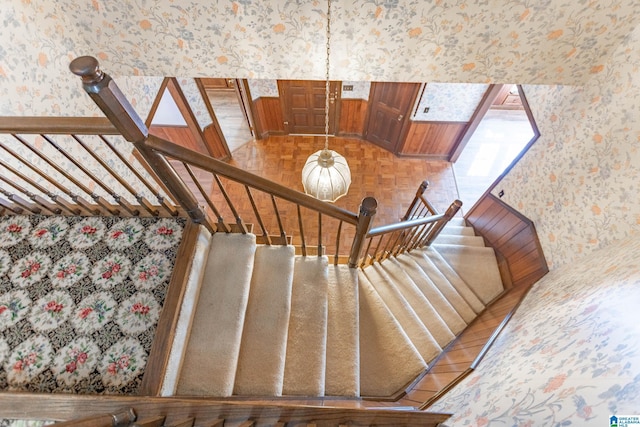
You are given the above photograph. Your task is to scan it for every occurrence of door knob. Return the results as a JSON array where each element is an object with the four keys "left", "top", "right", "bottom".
[{"left": 397, "top": 114, "right": 404, "bottom": 121}]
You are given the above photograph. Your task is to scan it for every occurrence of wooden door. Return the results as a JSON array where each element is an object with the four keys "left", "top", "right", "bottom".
[
  {"left": 279, "top": 80, "right": 339, "bottom": 135},
  {"left": 365, "top": 82, "right": 420, "bottom": 152}
]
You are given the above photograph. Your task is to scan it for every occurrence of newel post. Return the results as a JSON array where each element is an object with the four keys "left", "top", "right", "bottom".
[
  {"left": 69, "top": 56, "right": 148, "bottom": 142},
  {"left": 423, "top": 199, "right": 463, "bottom": 246},
  {"left": 348, "top": 197, "right": 377, "bottom": 268},
  {"left": 69, "top": 56, "right": 210, "bottom": 228}
]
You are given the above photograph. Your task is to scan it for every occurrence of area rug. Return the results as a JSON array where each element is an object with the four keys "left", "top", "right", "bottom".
[{"left": 0, "top": 214, "right": 185, "bottom": 395}]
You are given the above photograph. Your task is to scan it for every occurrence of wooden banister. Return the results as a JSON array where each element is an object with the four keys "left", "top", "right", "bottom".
[
  {"left": 0, "top": 116, "right": 119, "bottom": 135},
  {"left": 368, "top": 213, "right": 446, "bottom": 237},
  {"left": 52, "top": 407, "right": 136, "bottom": 427},
  {"left": 144, "top": 135, "right": 359, "bottom": 226}
]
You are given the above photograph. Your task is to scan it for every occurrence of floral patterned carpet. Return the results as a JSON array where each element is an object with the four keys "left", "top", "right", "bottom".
[{"left": 0, "top": 215, "right": 185, "bottom": 394}]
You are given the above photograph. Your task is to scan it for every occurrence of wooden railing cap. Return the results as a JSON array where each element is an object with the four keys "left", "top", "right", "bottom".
[{"left": 69, "top": 56, "right": 104, "bottom": 84}]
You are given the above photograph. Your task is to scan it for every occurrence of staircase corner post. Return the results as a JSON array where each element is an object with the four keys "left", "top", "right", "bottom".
[
  {"left": 402, "top": 179, "right": 429, "bottom": 220},
  {"left": 70, "top": 56, "right": 212, "bottom": 231},
  {"left": 348, "top": 196, "right": 377, "bottom": 268},
  {"left": 424, "top": 199, "right": 463, "bottom": 246},
  {"left": 69, "top": 56, "right": 148, "bottom": 143}
]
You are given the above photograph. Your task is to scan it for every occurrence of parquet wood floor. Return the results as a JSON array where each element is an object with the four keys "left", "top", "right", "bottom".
[{"left": 191, "top": 135, "right": 460, "bottom": 256}]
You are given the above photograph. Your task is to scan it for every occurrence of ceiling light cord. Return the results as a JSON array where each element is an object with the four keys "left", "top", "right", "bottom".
[{"left": 324, "top": 0, "right": 331, "bottom": 151}]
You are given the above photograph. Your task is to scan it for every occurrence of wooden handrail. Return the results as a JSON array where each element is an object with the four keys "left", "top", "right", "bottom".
[
  {"left": 367, "top": 213, "right": 446, "bottom": 237},
  {"left": 144, "top": 135, "right": 359, "bottom": 225},
  {"left": 0, "top": 116, "right": 119, "bottom": 135}
]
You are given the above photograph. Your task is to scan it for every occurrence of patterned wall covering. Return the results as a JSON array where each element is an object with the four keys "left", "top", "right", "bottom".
[
  {"left": 340, "top": 81, "right": 371, "bottom": 100},
  {"left": 412, "top": 83, "right": 488, "bottom": 122},
  {"left": 493, "top": 23, "right": 640, "bottom": 269},
  {"left": 430, "top": 235, "right": 640, "bottom": 426},
  {"left": 247, "top": 80, "right": 279, "bottom": 100},
  {"left": 176, "top": 78, "right": 213, "bottom": 130},
  {"left": 2, "top": 0, "right": 640, "bottom": 120}
]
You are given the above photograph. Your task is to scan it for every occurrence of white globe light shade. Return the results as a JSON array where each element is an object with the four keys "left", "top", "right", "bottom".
[{"left": 301, "top": 149, "right": 351, "bottom": 202}]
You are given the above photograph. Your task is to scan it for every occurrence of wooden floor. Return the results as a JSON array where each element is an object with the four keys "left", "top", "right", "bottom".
[
  {"left": 206, "top": 89, "right": 254, "bottom": 153},
  {"left": 227, "top": 135, "right": 459, "bottom": 225}
]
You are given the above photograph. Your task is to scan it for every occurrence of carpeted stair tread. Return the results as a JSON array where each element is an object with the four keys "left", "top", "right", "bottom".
[
  {"left": 422, "top": 247, "right": 486, "bottom": 314},
  {"left": 362, "top": 264, "right": 442, "bottom": 363},
  {"left": 380, "top": 258, "right": 456, "bottom": 347},
  {"left": 282, "top": 256, "right": 329, "bottom": 396},
  {"left": 447, "top": 217, "right": 467, "bottom": 227},
  {"left": 394, "top": 254, "right": 468, "bottom": 336},
  {"left": 234, "top": 245, "right": 295, "bottom": 396},
  {"left": 441, "top": 225, "right": 476, "bottom": 236},
  {"left": 433, "top": 234, "right": 486, "bottom": 247},
  {"left": 357, "top": 272, "right": 427, "bottom": 397},
  {"left": 177, "top": 233, "right": 257, "bottom": 396},
  {"left": 432, "top": 244, "right": 504, "bottom": 305},
  {"left": 408, "top": 251, "right": 478, "bottom": 323},
  {"left": 325, "top": 265, "right": 360, "bottom": 396}
]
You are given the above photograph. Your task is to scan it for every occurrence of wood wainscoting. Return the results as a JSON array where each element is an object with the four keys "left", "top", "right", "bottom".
[
  {"left": 399, "top": 121, "right": 468, "bottom": 160},
  {"left": 338, "top": 98, "right": 368, "bottom": 137},
  {"left": 465, "top": 193, "right": 548, "bottom": 288},
  {"left": 253, "top": 97, "right": 285, "bottom": 138}
]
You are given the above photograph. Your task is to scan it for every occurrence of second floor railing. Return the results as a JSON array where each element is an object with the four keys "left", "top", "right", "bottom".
[{"left": 0, "top": 117, "right": 180, "bottom": 218}]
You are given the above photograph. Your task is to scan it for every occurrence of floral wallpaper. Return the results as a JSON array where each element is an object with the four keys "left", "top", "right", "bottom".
[
  {"left": 493, "top": 23, "right": 640, "bottom": 269},
  {"left": 247, "top": 80, "right": 279, "bottom": 100},
  {"left": 2, "top": 0, "right": 640, "bottom": 120},
  {"left": 340, "top": 81, "right": 371, "bottom": 100},
  {"left": 430, "top": 235, "right": 640, "bottom": 426},
  {"left": 176, "top": 78, "right": 213, "bottom": 130},
  {"left": 413, "top": 83, "right": 488, "bottom": 122}
]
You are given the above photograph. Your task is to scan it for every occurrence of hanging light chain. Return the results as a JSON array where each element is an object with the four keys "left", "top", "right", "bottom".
[{"left": 324, "top": 0, "right": 331, "bottom": 151}]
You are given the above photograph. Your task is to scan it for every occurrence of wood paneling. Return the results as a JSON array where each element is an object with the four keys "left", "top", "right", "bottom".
[
  {"left": 0, "top": 393, "right": 451, "bottom": 427},
  {"left": 202, "top": 124, "right": 231, "bottom": 160},
  {"left": 338, "top": 99, "right": 368, "bottom": 137},
  {"left": 399, "top": 121, "right": 468, "bottom": 159},
  {"left": 252, "top": 97, "right": 285, "bottom": 138},
  {"left": 149, "top": 125, "right": 206, "bottom": 154},
  {"left": 400, "top": 283, "right": 531, "bottom": 408},
  {"left": 466, "top": 193, "right": 548, "bottom": 288},
  {"left": 139, "top": 220, "right": 201, "bottom": 395}
]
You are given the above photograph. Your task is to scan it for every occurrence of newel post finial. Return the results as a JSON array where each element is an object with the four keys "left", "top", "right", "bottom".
[{"left": 69, "top": 56, "right": 148, "bottom": 143}]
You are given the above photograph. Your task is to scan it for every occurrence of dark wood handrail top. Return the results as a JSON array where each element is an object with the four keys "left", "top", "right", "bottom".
[
  {"left": 144, "top": 135, "right": 360, "bottom": 225},
  {"left": 0, "top": 117, "right": 120, "bottom": 135},
  {"left": 368, "top": 213, "right": 446, "bottom": 238}
]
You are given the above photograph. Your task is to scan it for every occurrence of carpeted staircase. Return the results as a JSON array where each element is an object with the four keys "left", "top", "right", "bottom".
[{"left": 171, "top": 218, "right": 504, "bottom": 398}]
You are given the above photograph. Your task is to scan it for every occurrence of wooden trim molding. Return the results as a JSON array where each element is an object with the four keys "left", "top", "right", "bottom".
[
  {"left": 139, "top": 220, "right": 202, "bottom": 395},
  {"left": 449, "top": 84, "right": 504, "bottom": 162},
  {"left": 465, "top": 193, "right": 548, "bottom": 288},
  {"left": 0, "top": 393, "right": 452, "bottom": 427}
]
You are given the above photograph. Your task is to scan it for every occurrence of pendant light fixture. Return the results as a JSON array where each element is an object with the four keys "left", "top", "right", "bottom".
[{"left": 301, "top": 0, "right": 351, "bottom": 202}]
